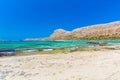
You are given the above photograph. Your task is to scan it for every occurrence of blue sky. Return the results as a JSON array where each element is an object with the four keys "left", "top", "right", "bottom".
[{"left": 0, "top": 0, "right": 120, "bottom": 40}]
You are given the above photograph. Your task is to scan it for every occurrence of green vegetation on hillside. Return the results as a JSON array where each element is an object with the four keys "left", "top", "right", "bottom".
[{"left": 64, "top": 34, "right": 120, "bottom": 40}]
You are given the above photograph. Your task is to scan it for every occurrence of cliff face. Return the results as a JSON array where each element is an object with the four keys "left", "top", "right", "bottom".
[{"left": 48, "top": 21, "right": 120, "bottom": 40}]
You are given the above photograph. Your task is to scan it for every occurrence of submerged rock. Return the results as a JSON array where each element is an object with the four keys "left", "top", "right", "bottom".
[
  {"left": 0, "top": 49, "right": 16, "bottom": 56},
  {"left": 87, "top": 42, "right": 108, "bottom": 46}
]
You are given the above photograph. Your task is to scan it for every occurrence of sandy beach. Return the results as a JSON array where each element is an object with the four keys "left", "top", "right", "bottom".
[{"left": 0, "top": 50, "right": 120, "bottom": 80}]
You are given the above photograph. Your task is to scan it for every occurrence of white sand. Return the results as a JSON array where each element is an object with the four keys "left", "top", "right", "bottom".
[{"left": 0, "top": 50, "right": 120, "bottom": 80}]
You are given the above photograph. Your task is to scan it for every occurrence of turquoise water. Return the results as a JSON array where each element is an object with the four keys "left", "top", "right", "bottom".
[{"left": 0, "top": 40, "right": 120, "bottom": 52}]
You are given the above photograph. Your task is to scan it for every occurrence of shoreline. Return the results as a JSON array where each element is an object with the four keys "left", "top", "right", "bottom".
[{"left": 1, "top": 44, "right": 120, "bottom": 57}]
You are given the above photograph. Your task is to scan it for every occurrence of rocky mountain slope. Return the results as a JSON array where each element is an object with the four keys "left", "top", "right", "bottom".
[{"left": 48, "top": 21, "right": 120, "bottom": 40}]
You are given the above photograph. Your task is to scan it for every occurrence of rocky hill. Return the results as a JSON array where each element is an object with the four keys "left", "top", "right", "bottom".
[{"left": 48, "top": 21, "right": 120, "bottom": 40}]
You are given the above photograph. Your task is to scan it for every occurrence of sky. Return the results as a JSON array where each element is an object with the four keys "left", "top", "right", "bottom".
[{"left": 0, "top": 0, "right": 120, "bottom": 40}]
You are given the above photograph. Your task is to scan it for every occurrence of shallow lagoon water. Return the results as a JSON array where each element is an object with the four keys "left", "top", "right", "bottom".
[{"left": 0, "top": 40, "right": 120, "bottom": 53}]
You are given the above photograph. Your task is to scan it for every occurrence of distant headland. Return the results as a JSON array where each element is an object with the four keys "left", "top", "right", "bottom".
[
  {"left": 23, "top": 21, "right": 120, "bottom": 41},
  {"left": 47, "top": 21, "right": 120, "bottom": 40},
  {"left": 1, "top": 21, "right": 120, "bottom": 41}
]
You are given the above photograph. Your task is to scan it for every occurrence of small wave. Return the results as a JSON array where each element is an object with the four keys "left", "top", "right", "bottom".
[
  {"left": 22, "top": 49, "right": 38, "bottom": 53},
  {"left": 43, "top": 48, "right": 53, "bottom": 51}
]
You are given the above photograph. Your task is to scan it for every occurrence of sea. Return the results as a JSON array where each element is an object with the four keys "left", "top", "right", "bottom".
[{"left": 0, "top": 40, "right": 120, "bottom": 54}]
